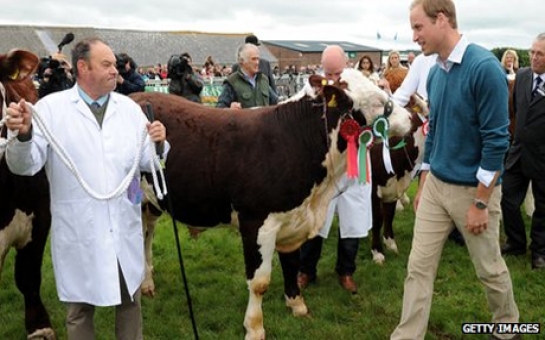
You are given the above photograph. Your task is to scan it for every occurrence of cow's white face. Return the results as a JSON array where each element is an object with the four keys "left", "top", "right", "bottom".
[{"left": 339, "top": 68, "right": 412, "bottom": 137}]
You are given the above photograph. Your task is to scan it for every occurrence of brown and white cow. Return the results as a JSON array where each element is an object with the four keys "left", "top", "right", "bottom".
[
  {"left": 369, "top": 97, "right": 429, "bottom": 264},
  {"left": 1, "top": 50, "right": 55, "bottom": 339},
  {"left": 130, "top": 68, "right": 413, "bottom": 340}
]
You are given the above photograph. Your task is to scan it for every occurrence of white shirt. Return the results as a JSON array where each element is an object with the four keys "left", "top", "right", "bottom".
[{"left": 392, "top": 53, "right": 437, "bottom": 106}]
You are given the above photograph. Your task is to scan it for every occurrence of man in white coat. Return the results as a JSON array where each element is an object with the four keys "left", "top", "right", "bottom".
[
  {"left": 5, "top": 37, "right": 168, "bottom": 340},
  {"left": 297, "top": 45, "right": 372, "bottom": 294}
]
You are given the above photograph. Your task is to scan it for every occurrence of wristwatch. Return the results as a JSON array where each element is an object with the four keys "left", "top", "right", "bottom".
[{"left": 474, "top": 198, "right": 488, "bottom": 210}]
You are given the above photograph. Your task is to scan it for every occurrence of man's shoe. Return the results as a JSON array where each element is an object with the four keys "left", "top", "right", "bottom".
[
  {"left": 532, "top": 256, "right": 545, "bottom": 270},
  {"left": 500, "top": 243, "right": 526, "bottom": 256},
  {"left": 297, "top": 273, "right": 316, "bottom": 289},
  {"left": 338, "top": 275, "right": 357, "bottom": 294}
]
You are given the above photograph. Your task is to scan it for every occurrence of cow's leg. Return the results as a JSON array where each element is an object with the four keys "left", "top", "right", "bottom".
[
  {"left": 382, "top": 201, "right": 399, "bottom": 254},
  {"left": 371, "top": 192, "right": 386, "bottom": 265},
  {"left": 278, "top": 250, "right": 308, "bottom": 317},
  {"left": 239, "top": 215, "right": 273, "bottom": 340},
  {"left": 15, "top": 209, "right": 55, "bottom": 340},
  {"left": 141, "top": 202, "right": 161, "bottom": 297}
]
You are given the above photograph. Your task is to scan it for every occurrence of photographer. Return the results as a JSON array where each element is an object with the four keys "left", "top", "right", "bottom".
[
  {"left": 114, "top": 52, "right": 145, "bottom": 95},
  {"left": 167, "top": 52, "right": 203, "bottom": 103},
  {"left": 38, "top": 53, "right": 74, "bottom": 98}
]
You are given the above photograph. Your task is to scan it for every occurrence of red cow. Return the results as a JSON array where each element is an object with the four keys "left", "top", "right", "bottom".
[
  {"left": 130, "top": 68, "right": 413, "bottom": 340},
  {"left": 0, "top": 50, "right": 55, "bottom": 339}
]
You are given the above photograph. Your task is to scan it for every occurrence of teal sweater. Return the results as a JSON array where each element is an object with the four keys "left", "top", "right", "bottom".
[{"left": 425, "top": 44, "right": 510, "bottom": 186}]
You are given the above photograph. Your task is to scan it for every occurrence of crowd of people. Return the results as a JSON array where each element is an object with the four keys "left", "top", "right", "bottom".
[{"left": 5, "top": 0, "right": 545, "bottom": 338}]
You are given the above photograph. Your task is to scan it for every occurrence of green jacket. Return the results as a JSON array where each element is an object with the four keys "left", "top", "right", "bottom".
[{"left": 217, "top": 70, "right": 273, "bottom": 108}]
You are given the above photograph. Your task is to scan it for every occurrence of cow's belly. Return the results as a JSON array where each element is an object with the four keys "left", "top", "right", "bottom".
[
  {"left": 377, "top": 171, "right": 413, "bottom": 203},
  {"left": 259, "top": 179, "right": 337, "bottom": 253}
]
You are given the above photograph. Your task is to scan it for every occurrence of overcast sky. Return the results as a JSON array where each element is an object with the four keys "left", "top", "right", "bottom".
[{"left": 1, "top": 0, "right": 540, "bottom": 50}]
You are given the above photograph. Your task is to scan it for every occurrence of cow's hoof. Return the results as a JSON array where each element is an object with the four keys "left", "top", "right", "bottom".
[
  {"left": 27, "top": 328, "right": 56, "bottom": 340},
  {"left": 285, "top": 295, "right": 308, "bottom": 317},
  {"left": 371, "top": 250, "right": 385, "bottom": 265},
  {"left": 244, "top": 329, "right": 265, "bottom": 340},
  {"left": 383, "top": 237, "right": 398, "bottom": 253}
]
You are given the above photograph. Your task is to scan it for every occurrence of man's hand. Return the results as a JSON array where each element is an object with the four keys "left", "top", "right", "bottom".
[
  {"left": 117, "top": 74, "right": 124, "bottom": 84},
  {"left": 230, "top": 102, "right": 242, "bottom": 109},
  {"left": 6, "top": 99, "right": 32, "bottom": 135},
  {"left": 146, "top": 121, "right": 167, "bottom": 143},
  {"left": 466, "top": 205, "right": 489, "bottom": 235}
]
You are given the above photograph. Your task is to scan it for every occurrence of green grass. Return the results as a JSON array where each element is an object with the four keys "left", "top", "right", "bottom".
[{"left": 1, "top": 182, "right": 544, "bottom": 339}]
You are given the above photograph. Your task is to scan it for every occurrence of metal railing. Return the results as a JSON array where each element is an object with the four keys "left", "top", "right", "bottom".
[{"left": 144, "top": 74, "right": 310, "bottom": 105}]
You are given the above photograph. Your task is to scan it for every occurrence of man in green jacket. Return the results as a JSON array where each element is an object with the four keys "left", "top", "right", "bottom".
[{"left": 217, "top": 43, "right": 277, "bottom": 109}]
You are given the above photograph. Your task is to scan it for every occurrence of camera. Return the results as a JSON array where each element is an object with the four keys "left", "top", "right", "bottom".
[
  {"left": 37, "top": 55, "right": 74, "bottom": 98},
  {"left": 167, "top": 54, "right": 193, "bottom": 79}
]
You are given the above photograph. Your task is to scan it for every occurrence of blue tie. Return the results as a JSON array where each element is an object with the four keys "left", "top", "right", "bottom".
[{"left": 533, "top": 77, "right": 542, "bottom": 99}]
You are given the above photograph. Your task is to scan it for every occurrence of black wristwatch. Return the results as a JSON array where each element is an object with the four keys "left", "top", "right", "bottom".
[{"left": 474, "top": 198, "right": 488, "bottom": 210}]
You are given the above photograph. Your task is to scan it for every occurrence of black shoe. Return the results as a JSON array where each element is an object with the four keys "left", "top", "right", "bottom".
[
  {"left": 448, "top": 229, "right": 465, "bottom": 246},
  {"left": 500, "top": 243, "right": 526, "bottom": 256},
  {"left": 532, "top": 255, "right": 545, "bottom": 270}
]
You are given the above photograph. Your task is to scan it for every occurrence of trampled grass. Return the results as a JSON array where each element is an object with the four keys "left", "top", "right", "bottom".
[{"left": 1, "top": 182, "right": 544, "bottom": 339}]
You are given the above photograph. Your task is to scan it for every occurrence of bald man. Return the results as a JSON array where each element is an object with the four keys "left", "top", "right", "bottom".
[{"left": 297, "top": 45, "right": 372, "bottom": 294}]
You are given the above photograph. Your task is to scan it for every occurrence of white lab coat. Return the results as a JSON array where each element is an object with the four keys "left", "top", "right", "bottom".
[
  {"left": 319, "top": 174, "right": 372, "bottom": 239},
  {"left": 6, "top": 86, "right": 168, "bottom": 306}
]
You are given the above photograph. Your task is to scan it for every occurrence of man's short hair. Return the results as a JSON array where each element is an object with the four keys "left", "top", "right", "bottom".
[{"left": 245, "top": 34, "right": 260, "bottom": 46}]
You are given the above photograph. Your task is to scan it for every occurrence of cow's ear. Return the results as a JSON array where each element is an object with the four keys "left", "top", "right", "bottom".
[
  {"left": 6, "top": 49, "right": 40, "bottom": 81},
  {"left": 322, "top": 85, "right": 352, "bottom": 108}
]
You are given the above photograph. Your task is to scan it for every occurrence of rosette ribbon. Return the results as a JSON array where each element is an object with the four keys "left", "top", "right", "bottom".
[
  {"left": 340, "top": 118, "right": 361, "bottom": 179},
  {"left": 358, "top": 128, "right": 374, "bottom": 184}
]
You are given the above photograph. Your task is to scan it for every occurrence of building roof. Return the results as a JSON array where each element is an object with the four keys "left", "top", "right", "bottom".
[
  {"left": 0, "top": 25, "right": 277, "bottom": 68},
  {"left": 263, "top": 40, "right": 382, "bottom": 53},
  {"left": 0, "top": 25, "right": 382, "bottom": 69}
]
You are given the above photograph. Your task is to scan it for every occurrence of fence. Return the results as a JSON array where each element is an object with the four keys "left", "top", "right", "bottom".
[{"left": 144, "top": 74, "right": 310, "bottom": 105}]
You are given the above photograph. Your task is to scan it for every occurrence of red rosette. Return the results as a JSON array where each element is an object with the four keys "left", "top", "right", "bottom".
[
  {"left": 340, "top": 119, "right": 361, "bottom": 142},
  {"left": 340, "top": 119, "right": 361, "bottom": 179}
]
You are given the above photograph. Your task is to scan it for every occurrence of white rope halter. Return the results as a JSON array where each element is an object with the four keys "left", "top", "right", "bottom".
[{"left": 5, "top": 101, "right": 168, "bottom": 201}]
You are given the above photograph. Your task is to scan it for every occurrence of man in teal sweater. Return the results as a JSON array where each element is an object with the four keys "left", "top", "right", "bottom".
[{"left": 391, "top": 1, "right": 519, "bottom": 340}]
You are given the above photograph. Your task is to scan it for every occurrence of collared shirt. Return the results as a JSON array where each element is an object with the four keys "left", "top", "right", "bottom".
[
  {"left": 76, "top": 84, "right": 109, "bottom": 107},
  {"left": 435, "top": 35, "right": 469, "bottom": 72},
  {"left": 240, "top": 69, "right": 258, "bottom": 88}
]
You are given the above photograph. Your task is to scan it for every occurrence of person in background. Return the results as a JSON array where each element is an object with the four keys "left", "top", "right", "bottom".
[
  {"left": 232, "top": 34, "right": 276, "bottom": 94},
  {"left": 382, "top": 50, "right": 409, "bottom": 94},
  {"left": 356, "top": 55, "right": 380, "bottom": 85},
  {"left": 390, "top": 1, "right": 519, "bottom": 339},
  {"left": 5, "top": 37, "right": 169, "bottom": 340},
  {"left": 217, "top": 43, "right": 277, "bottom": 109},
  {"left": 167, "top": 52, "right": 204, "bottom": 103},
  {"left": 501, "top": 49, "right": 520, "bottom": 80},
  {"left": 114, "top": 52, "right": 145, "bottom": 95},
  {"left": 297, "top": 45, "right": 372, "bottom": 294},
  {"left": 407, "top": 51, "right": 416, "bottom": 67},
  {"left": 38, "top": 52, "right": 75, "bottom": 98},
  {"left": 500, "top": 33, "right": 545, "bottom": 271}
]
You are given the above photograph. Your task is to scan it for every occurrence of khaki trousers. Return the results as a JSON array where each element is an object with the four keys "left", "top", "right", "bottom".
[
  {"left": 65, "top": 268, "right": 143, "bottom": 340},
  {"left": 391, "top": 174, "right": 519, "bottom": 340}
]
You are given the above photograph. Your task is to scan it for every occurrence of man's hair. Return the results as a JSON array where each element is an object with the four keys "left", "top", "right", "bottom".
[
  {"left": 237, "top": 43, "right": 258, "bottom": 64},
  {"left": 71, "top": 37, "right": 108, "bottom": 78},
  {"left": 410, "top": 0, "right": 458, "bottom": 29},
  {"left": 536, "top": 33, "right": 545, "bottom": 42}
]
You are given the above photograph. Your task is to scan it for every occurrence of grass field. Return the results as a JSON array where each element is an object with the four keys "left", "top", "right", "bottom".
[{"left": 1, "top": 183, "right": 544, "bottom": 339}]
